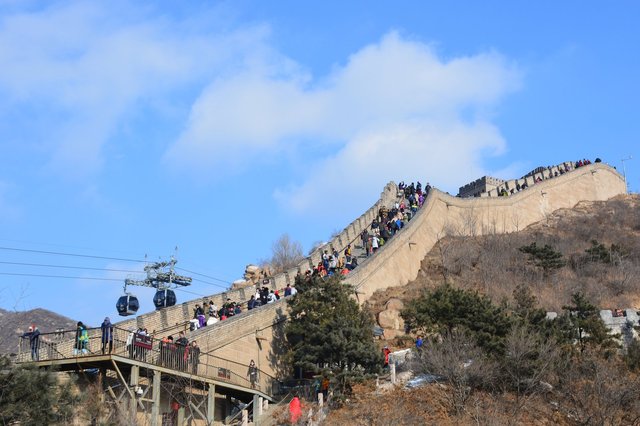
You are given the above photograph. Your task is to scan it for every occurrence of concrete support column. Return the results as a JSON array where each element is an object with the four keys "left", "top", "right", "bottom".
[
  {"left": 127, "top": 365, "right": 140, "bottom": 420},
  {"left": 129, "top": 365, "right": 139, "bottom": 386},
  {"left": 151, "top": 370, "right": 161, "bottom": 426},
  {"left": 177, "top": 407, "right": 185, "bottom": 425},
  {"left": 263, "top": 399, "right": 269, "bottom": 412},
  {"left": 390, "top": 363, "right": 396, "bottom": 384},
  {"left": 207, "top": 384, "right": 215, "bottom": 425},
  {"left": 253, "top": 394, "right": 262, "bottom": 426},
  {"left": 242, "top": 409, "right": 248, "bottom": 426},
  {"left": 318, "top": 393, "right": 323, "bottom": 408}
]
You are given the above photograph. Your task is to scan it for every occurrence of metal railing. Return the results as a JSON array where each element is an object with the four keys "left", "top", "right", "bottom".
[{"left": 17, "top": 326, "right": 278, "bottom": 395}]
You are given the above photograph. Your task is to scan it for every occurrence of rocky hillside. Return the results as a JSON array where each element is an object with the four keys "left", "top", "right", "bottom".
[
  {"left": 366, "top": 194, "right": 640, "bottom": 338},
  {"left": 324, "top": 194, "right": 640, "bottom": 425},
  {"left": 0, "top": 308, "right": 78, "bottom": 355}
]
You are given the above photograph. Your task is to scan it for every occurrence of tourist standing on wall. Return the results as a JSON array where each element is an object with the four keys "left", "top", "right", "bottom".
[
  {"left": 74, "top": 321, "right": 88, "bottom": 355},
  {"left": 22, "top": 325, "right": 40, "bottom": 361},
  {"left": 101, "top": 317, "right": 114, "bottom": 354}
]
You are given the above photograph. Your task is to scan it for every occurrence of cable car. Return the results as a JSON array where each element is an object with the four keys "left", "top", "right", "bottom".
[
  {"left": 153, "top": 289, "right": 177, "bottom": 309},
  {"left": 116, "top": 293, "right": 140, "bottom": 316}
]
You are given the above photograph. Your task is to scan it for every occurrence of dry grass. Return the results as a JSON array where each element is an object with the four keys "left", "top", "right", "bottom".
[{"left": 366, "top": 194, "right": 640, "bottom": 320}]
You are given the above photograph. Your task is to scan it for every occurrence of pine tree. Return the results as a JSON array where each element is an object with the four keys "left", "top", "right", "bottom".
[
  {"left": 285, "top": 275, "right": 382, "bottom": 395},
  {"left": 0, "top": 356, "right": 80, "bottom": 425},
  {"left": 585, "top": 240, "right": 625, "bottom": 265},
  {"left": 402, "top": 283, "right": 512, "bottom": 355},
  {"left": 559, "top": 292, "right": 618, "bottom": 354},
  {"left": 518, "top": 242, "right": 566, "bottom": 275}
]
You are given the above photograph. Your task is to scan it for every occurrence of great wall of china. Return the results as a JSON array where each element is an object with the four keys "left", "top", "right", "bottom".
[{"left": 17, "top": 161, "right": 627, "bottom": 424}]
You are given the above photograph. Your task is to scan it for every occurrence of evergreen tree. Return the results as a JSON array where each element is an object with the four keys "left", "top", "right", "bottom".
[
  {"left": 285, "top": 275, "right": 382, "bottom": 395},
  {"left": 518, "top": 242, "right": 566, "bottom": 275},
  {"left": 585, "top": 240, "right": 624, "bottom": 265},
  {"left": 0, "top": 356, "right": 79, "bottom": 425},
  {"left": 559, "top": 292, "right": 618, "bottom": 354},
  {"left": 512, "top": 284, "right": 549, "bottom": 332},
  {"left": 402, "top": 283, "right": 511, "bottom": 355}
]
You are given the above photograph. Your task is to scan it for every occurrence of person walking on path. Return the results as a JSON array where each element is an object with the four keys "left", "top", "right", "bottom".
[{"left": 247, "top": 359, "right": 258, "bottom": 388}]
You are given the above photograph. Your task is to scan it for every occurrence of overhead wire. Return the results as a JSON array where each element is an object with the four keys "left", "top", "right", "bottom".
[
  {"left": 0, "top": 260, "right": 142, "bottom": 274},
  {"left": 0, "top": 246, "right": 146, "bottom": 263},
  {"left": 0, "top": 245, "right": 233, "bottom": 287},
  {"left": 175, "top": 267, "right": 232, "bottom": 284},
  {"left": 0, "top": 272, "right": 122, "bottom": 281}
]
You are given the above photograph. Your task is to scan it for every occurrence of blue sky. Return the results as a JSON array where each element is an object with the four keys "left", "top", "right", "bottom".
[{"left": 0, "top": 1, "right": 638, "bottom": 328}]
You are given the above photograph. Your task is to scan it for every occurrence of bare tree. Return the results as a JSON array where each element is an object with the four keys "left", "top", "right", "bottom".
[
  {"left": 266, "top": 233, "right": 305, "bottom": 274},
  {"left": 414, "top": 330, "right": 497, "bottom": 416},
  {"left": 561, "top": 352, "right": 640, "bottom": 425},
  {"left": 502, "top": 325, "right": 560, "bottom": 417}
]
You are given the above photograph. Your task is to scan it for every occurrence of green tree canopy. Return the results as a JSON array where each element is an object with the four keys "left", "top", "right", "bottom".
[
  {"left": 0, "top": 356, "right": 79, "bottom": 425},
  {"left": 558, "top": 292, "right": 618, "bottom": 353},
  {"left": 286, "top": 275, "right": 382, "bottom": 381},
  {"left": 401, "top": 283, "right": 511, "bottom": 355},
  {"left": 518, "top": 242, "right": 566, "bottom": 274}
]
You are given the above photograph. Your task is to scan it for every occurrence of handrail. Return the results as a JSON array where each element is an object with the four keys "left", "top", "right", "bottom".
[
  {"left": 16, "top": 325, "right": 277, "bottom": 395},
  {"left": 225, "top": 398, "right": 253, "bottom": 425}
]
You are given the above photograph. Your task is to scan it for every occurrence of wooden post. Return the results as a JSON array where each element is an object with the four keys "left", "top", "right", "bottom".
[{"left": 390, "top": 363, "right": 396, "bottom": 384}]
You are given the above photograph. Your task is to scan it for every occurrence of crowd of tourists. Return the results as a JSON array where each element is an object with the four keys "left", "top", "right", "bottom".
[
  {"left": 495, "top": 158, "right": 601, "bottom": 197},
  {"left": 301, "top": 180, "right": 428, "bottom": 281}
]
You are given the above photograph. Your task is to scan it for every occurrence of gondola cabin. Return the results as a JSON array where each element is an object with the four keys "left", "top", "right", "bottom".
[
  {"left": 116, "top": 294, "right": 140, "bottom": 316},
  {"left": 153, "top": 289, "right": 177, "bottom": 309}
]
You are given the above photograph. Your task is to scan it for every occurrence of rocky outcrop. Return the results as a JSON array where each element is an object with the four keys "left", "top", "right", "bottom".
[{"left": 378, "top": 298, "right": 405, "bottom": 339}]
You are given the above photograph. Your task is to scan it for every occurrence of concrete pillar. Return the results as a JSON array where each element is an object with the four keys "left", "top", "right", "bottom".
[
  {"left": 129, "top": 365, "right": 139, "bottom": 386},
  {"left": 390, "top": 363, "right": 396, "bottom": 384},
  {"left": 177, "top": 407, "right": 185, "bottom": 425},
  {"left": 242, "top": 409, "right": 248, "bottom": 426},
  {"left": 151, "top": 370, "right": 161, "bottom": 426},
  {"left": 263, "top": 399, "right": 269, "bottom": 412},
  {"left": 207, "top": 384, "right": 215, "bottom": 424},
  {"left": 253, "top": 394, "right": 262, "bottom": 426},
  {"left": 318, "top": 393, "right": 323, "bottom": 408}
]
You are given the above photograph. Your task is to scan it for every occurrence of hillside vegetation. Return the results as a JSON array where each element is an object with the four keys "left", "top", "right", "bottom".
[
  {"left": 325, "top": 194, "right": 640, "bottom": 425},
  {"left": 366, "top": 194, "right": 640, "bottom": 316}
]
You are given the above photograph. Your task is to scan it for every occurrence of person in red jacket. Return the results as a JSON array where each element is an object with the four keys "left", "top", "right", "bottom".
[
  {"left": 289, "top": 395, "right": 302, "bottom": 424},
  {"left": 383, "top": 346, "right": 391, "bottom": 369}
]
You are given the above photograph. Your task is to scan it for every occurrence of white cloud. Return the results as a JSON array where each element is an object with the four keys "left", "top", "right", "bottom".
[
  {"left": 169, "top": 31, "right": 521, "bottom": 212},
  {"left": 0, "top": 2, "right": 269, "bottom": 178}
]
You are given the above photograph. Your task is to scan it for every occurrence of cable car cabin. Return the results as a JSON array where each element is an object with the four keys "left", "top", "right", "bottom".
[
  {"left": 153, "top": 289, "right": 177, "bottom": 309},
  {"left": 116, "top": 294, "right": 140, "bottom": 316}
]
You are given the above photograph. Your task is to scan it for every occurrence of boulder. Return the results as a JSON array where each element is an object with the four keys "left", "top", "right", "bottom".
[
  {"left": 385, "top": 298, "right": 404, "bottom": 311},
  {"left": 378, "top": 309, "right": 405, "bottom": 330},
  {"left": 231, "top": 279, "right": 252, "bottom": 290},
  {"left": 245, "top": 264, "right": 260, "bottom": 275}
]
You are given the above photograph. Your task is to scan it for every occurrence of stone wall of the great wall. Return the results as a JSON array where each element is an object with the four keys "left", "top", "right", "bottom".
[{"left": 345, "top": 163, "right": 627, "bottom": 301}]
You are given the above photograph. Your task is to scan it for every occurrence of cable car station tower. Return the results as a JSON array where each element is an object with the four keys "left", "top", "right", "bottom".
[{"left": 117, "top": 257, "right": 192, "bottom": 316}]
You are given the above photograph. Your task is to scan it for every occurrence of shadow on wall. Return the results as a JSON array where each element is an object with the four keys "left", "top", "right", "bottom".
[{"left": 267, "top": 306, "right": 291, "bottom": 381}]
